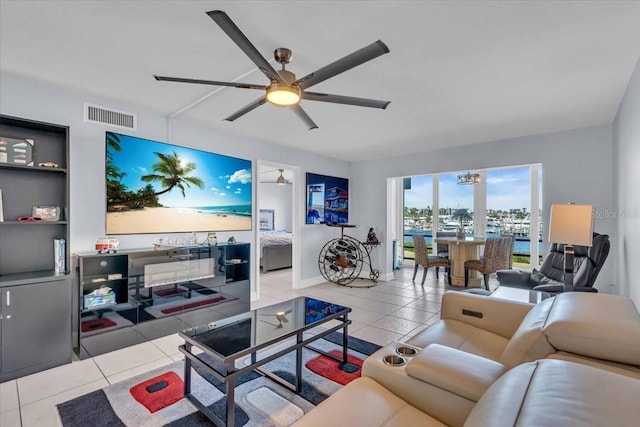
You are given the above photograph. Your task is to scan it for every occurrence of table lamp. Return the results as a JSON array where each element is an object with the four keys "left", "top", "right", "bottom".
[{"left": 548, "top": 203, "right": 594, "bottom": 292}]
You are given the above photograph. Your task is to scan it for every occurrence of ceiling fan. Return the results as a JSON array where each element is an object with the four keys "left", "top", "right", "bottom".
[
  {"left": 154, "top": 10, "right": 391, "bottom": 130},
  {"left": 260, "top": 168, "right": 291, "bottom": 185}
]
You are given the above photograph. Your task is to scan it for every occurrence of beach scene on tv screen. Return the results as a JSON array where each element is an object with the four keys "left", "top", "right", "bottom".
[{"left": 106, "top": 132, "right": 252, "bottom": 234}]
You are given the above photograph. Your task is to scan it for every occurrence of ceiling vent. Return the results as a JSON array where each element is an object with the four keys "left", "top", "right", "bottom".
[{"left": 84, "top": 103, "right": 137, "bottom": 130}]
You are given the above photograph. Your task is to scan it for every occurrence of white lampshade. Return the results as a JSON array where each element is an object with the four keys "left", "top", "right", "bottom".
[{"left": 549, "top": 204, "right": 594, "bottom": 246}]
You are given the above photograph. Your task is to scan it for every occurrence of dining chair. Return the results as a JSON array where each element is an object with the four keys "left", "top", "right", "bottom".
[
  {"left": 412, "top": 235, "right": 451, "bottom": 286},
  {"left": 434, "top": 231, "right": 456, "bottom": 280},
  {"left": 464, "top": 236, "right": 512, "bottom": 290},
  {"left": 500, "top": 233, "right": 516, "bottom": 269}
]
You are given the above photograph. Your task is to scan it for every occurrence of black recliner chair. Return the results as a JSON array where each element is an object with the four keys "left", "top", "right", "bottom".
[{"left": 496, "top": 232, "right": 610, "bottom": 293}]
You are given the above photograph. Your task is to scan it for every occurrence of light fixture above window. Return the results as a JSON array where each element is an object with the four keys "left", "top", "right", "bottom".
[
  {"left": 457, "top": 172, "right": 480, "bottom": 185},
  {"left": 276, "top": 169, "right": 286, "bottom": 185}
]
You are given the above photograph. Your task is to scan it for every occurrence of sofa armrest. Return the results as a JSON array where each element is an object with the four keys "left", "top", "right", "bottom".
[
  {"left": 496, "top": 269, "right": 534, "bottom": 288},
  {"left": 362, "top": 342, "right": 477, "bottom": 427},
  {"left": 532, "top": 284, "right": 598, "bottom": 293},
  {"left": 406, "top": 344, "right": 507, "bottom": 401},
  {"left": 440, "top": 292, "right": 534, "bottom": 339}
]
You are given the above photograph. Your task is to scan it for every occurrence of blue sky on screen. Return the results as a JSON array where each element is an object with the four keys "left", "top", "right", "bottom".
[
  {"left": 404, "top": 166, "right": 536, "bottom": 211},
  {"left": 108, "top": 134, "right": 251, "bottom": 208}
]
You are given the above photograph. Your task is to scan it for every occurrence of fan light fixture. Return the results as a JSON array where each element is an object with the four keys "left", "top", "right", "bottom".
[
  {"left": 276, "top": 169, "right": 286, "bottom": 185},
  {"left": 266, "top": 83, "right": 301, "bottom": 106},
  {"left": 457, "top": 172, "right": 480, "bottom": 185}
]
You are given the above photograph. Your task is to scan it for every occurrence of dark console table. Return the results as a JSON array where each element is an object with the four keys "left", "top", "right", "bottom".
[{"left": 73, "top": 243, "right": 251, "bottom": 358}]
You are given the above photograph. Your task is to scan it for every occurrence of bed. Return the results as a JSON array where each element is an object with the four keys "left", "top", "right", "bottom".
[{"left": 259, "top": 209, "right": 293, "bottom": 272}]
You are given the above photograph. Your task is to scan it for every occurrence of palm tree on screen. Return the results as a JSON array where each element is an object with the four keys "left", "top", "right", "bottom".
[{"left": 139, "top": 151, "right": 205, "bottom": 199}]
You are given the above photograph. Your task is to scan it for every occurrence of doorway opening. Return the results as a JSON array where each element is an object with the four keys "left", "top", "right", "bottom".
[{"left": 256, "top": 161, "right": 298, "bottom": 302}]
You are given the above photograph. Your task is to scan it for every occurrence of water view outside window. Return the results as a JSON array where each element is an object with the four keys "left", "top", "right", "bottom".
[
  {"left": 403, "top": 165, "right": 542, "bottom": 266},
  {"left": 439, "top": 173, "right": 474, "bottom": 235},
  {"left": 486, "top": 167, "right": 541, "bottom": 269},
  {"left": 403, "top": 175, "right": 433, "bottom": 258}
]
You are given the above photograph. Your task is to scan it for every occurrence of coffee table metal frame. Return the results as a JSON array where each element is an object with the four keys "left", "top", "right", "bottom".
[{"left": 179, "top": 301, "right": 352, "bottom": 427}]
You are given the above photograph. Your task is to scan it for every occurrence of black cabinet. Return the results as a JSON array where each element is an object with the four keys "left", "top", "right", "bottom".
[
  {"left": 74, "top": 243, "right": 250, "bottom": 358},
  {"left": 0, "top": 278, "right": 72, "bottom": 382}
]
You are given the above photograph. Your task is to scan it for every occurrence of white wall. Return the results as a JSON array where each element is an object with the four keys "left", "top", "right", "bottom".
[
  {"left": 613, "top": 57, "right": 640, "bottom": 306},
  {"left": 0, "top": 72, "right": 349, "bottom": 289},
  {"left": 0, "top": 71, "right": 624, "bottom": 296},
  {"left": 259, "top": 183, "right": 293, "bottom": 231},
  {"left": 351, "top": 125, "right": 616, "bottom": 292}
]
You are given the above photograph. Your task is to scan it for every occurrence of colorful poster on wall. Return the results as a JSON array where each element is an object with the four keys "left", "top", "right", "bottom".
[{"left": 305, "top": 172, "right": 349, "bottom": 224}]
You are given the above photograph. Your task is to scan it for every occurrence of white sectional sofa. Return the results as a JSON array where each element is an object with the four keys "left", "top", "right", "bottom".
[{"left": 293, "top": 292, "right": 640, "bottom": 427}]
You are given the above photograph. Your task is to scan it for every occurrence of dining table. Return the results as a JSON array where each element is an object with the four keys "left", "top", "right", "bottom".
[{"left": 434, "top": 236, "right": 486, "bottom": 286}]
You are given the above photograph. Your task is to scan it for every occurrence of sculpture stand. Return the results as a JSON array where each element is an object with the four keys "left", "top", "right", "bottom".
[{"left": 318, "top": 224, "right": 381, "bottom": 287}]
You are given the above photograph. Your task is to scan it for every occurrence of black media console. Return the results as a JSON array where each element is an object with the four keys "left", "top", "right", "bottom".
[{"left": 73, "top": 243, "right": 250, "bottom": 358}]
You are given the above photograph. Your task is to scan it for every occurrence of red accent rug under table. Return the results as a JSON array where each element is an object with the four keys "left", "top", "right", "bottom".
[
  {"left": 129, "top": 371, "right": 184, "bottom": 413},
  {"left": 305, "top": 349, "right": 364, "bottom": 385}
]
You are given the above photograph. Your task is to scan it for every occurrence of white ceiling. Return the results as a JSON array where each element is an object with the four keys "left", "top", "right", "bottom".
[{"left": 1, "top": 1, "right": 640, "bottom": 161}]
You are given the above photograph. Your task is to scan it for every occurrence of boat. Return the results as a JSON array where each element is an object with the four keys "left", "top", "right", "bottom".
[{"left": 440, "top": 222, "right": 460, "bottom": 232}]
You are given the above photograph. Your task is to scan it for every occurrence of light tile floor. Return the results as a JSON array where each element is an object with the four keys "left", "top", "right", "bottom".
[{"left": 0, "top": 265, "right": 498, "bottom": 427}]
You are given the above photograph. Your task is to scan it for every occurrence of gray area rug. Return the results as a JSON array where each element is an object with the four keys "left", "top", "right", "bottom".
[{"left": 57, "top": 332, "right": 381, "bottom": 426}]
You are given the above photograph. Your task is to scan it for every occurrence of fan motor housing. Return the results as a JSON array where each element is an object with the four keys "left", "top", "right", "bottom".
[{"left": 274, "top": 48, "right": 293, "bottom": 64}]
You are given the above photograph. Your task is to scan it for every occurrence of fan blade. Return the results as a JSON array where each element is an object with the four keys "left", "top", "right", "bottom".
[
  {"left": 291, "top": 106, "right": 318, "bottom": 130},
  {"left": 154, "top": 75, "right": 266, "bottom": 90},
  {"left": 207, "top": 10, "right": 284, "bottom": 83},
  {"left": 303, "top": 91, "right": 390, "bottom": 109},
  {"left": 224, "top": 96, "right": 267, "bottom": 122},
  {"left": 296, "top": 40, "right": 389, "bottom": 90}
]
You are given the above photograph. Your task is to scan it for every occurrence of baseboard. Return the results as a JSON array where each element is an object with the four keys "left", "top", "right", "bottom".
[{"left": 295, "top": 275, "right": 327, "bottom": 289}]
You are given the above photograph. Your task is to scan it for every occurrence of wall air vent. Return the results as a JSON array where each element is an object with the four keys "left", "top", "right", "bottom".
[{"left": 84, "top": 103, "right": 137, "bottom": 130}]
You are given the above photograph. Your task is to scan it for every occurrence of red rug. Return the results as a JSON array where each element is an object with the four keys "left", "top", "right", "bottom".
[
  {"left": 160, "top": 296, "right": 226, "bottom": 314},
  {"left": 305, "top": 349, "right": 364, "bottom": 385},
  {"left": 81, "top": 318, "right": 117, "bottom": 333},
  {"left": 129, "top": 371, "right": 183, "bottom": 413}
]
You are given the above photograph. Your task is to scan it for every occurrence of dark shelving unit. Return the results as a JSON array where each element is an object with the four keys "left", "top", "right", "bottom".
[{"left": 0, "top": 114, "right": 72, "bottom": 382}]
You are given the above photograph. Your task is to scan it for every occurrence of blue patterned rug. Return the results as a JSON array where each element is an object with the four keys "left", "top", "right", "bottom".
[{"left": 57, "top": 332, "right": 381, "bottom": 426}]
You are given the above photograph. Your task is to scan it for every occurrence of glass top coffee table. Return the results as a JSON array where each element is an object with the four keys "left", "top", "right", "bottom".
[
  {"left": 491, "top": 286, "right": 554, "bottom": 304},
  {"left": 179, "top": 296, "right": 351, "bottom": 426}
]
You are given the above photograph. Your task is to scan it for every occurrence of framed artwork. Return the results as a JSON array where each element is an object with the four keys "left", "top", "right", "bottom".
[
  {"left": 305, "top": 172, "right": 349, "bottom": 224},
  {"left": 0, "top": 135, "right": 35, "bottom": 166},
  {"left": 259, "top": 209, "right": 274, "bottom": 230}
]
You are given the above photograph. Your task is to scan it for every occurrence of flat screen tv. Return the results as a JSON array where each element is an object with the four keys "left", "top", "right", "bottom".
[{"left": 106, "top": 131, "right": 252, "bottom": 234}]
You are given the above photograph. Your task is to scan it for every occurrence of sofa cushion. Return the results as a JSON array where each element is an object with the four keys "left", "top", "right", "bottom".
[
  {"left": 498, "top": 296, "right": 556, "bottom": 367},
  {"left": 543, "top": 293, "right": 640, "bottom": 366},
  {"left": 406, "top": 319, "right": 509, "bottom": 361},
  {"left": 530, "top": 267, "right": 558, "bottom": 286},
  {"left": 291, "top": 377, "right": 446, "bottom": 427},
  {"left": 547, "top": 352, "right": 640, "bottom": 380},
  {"left": 465, "top": 359, "right": 640, "bottom": 427}
]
